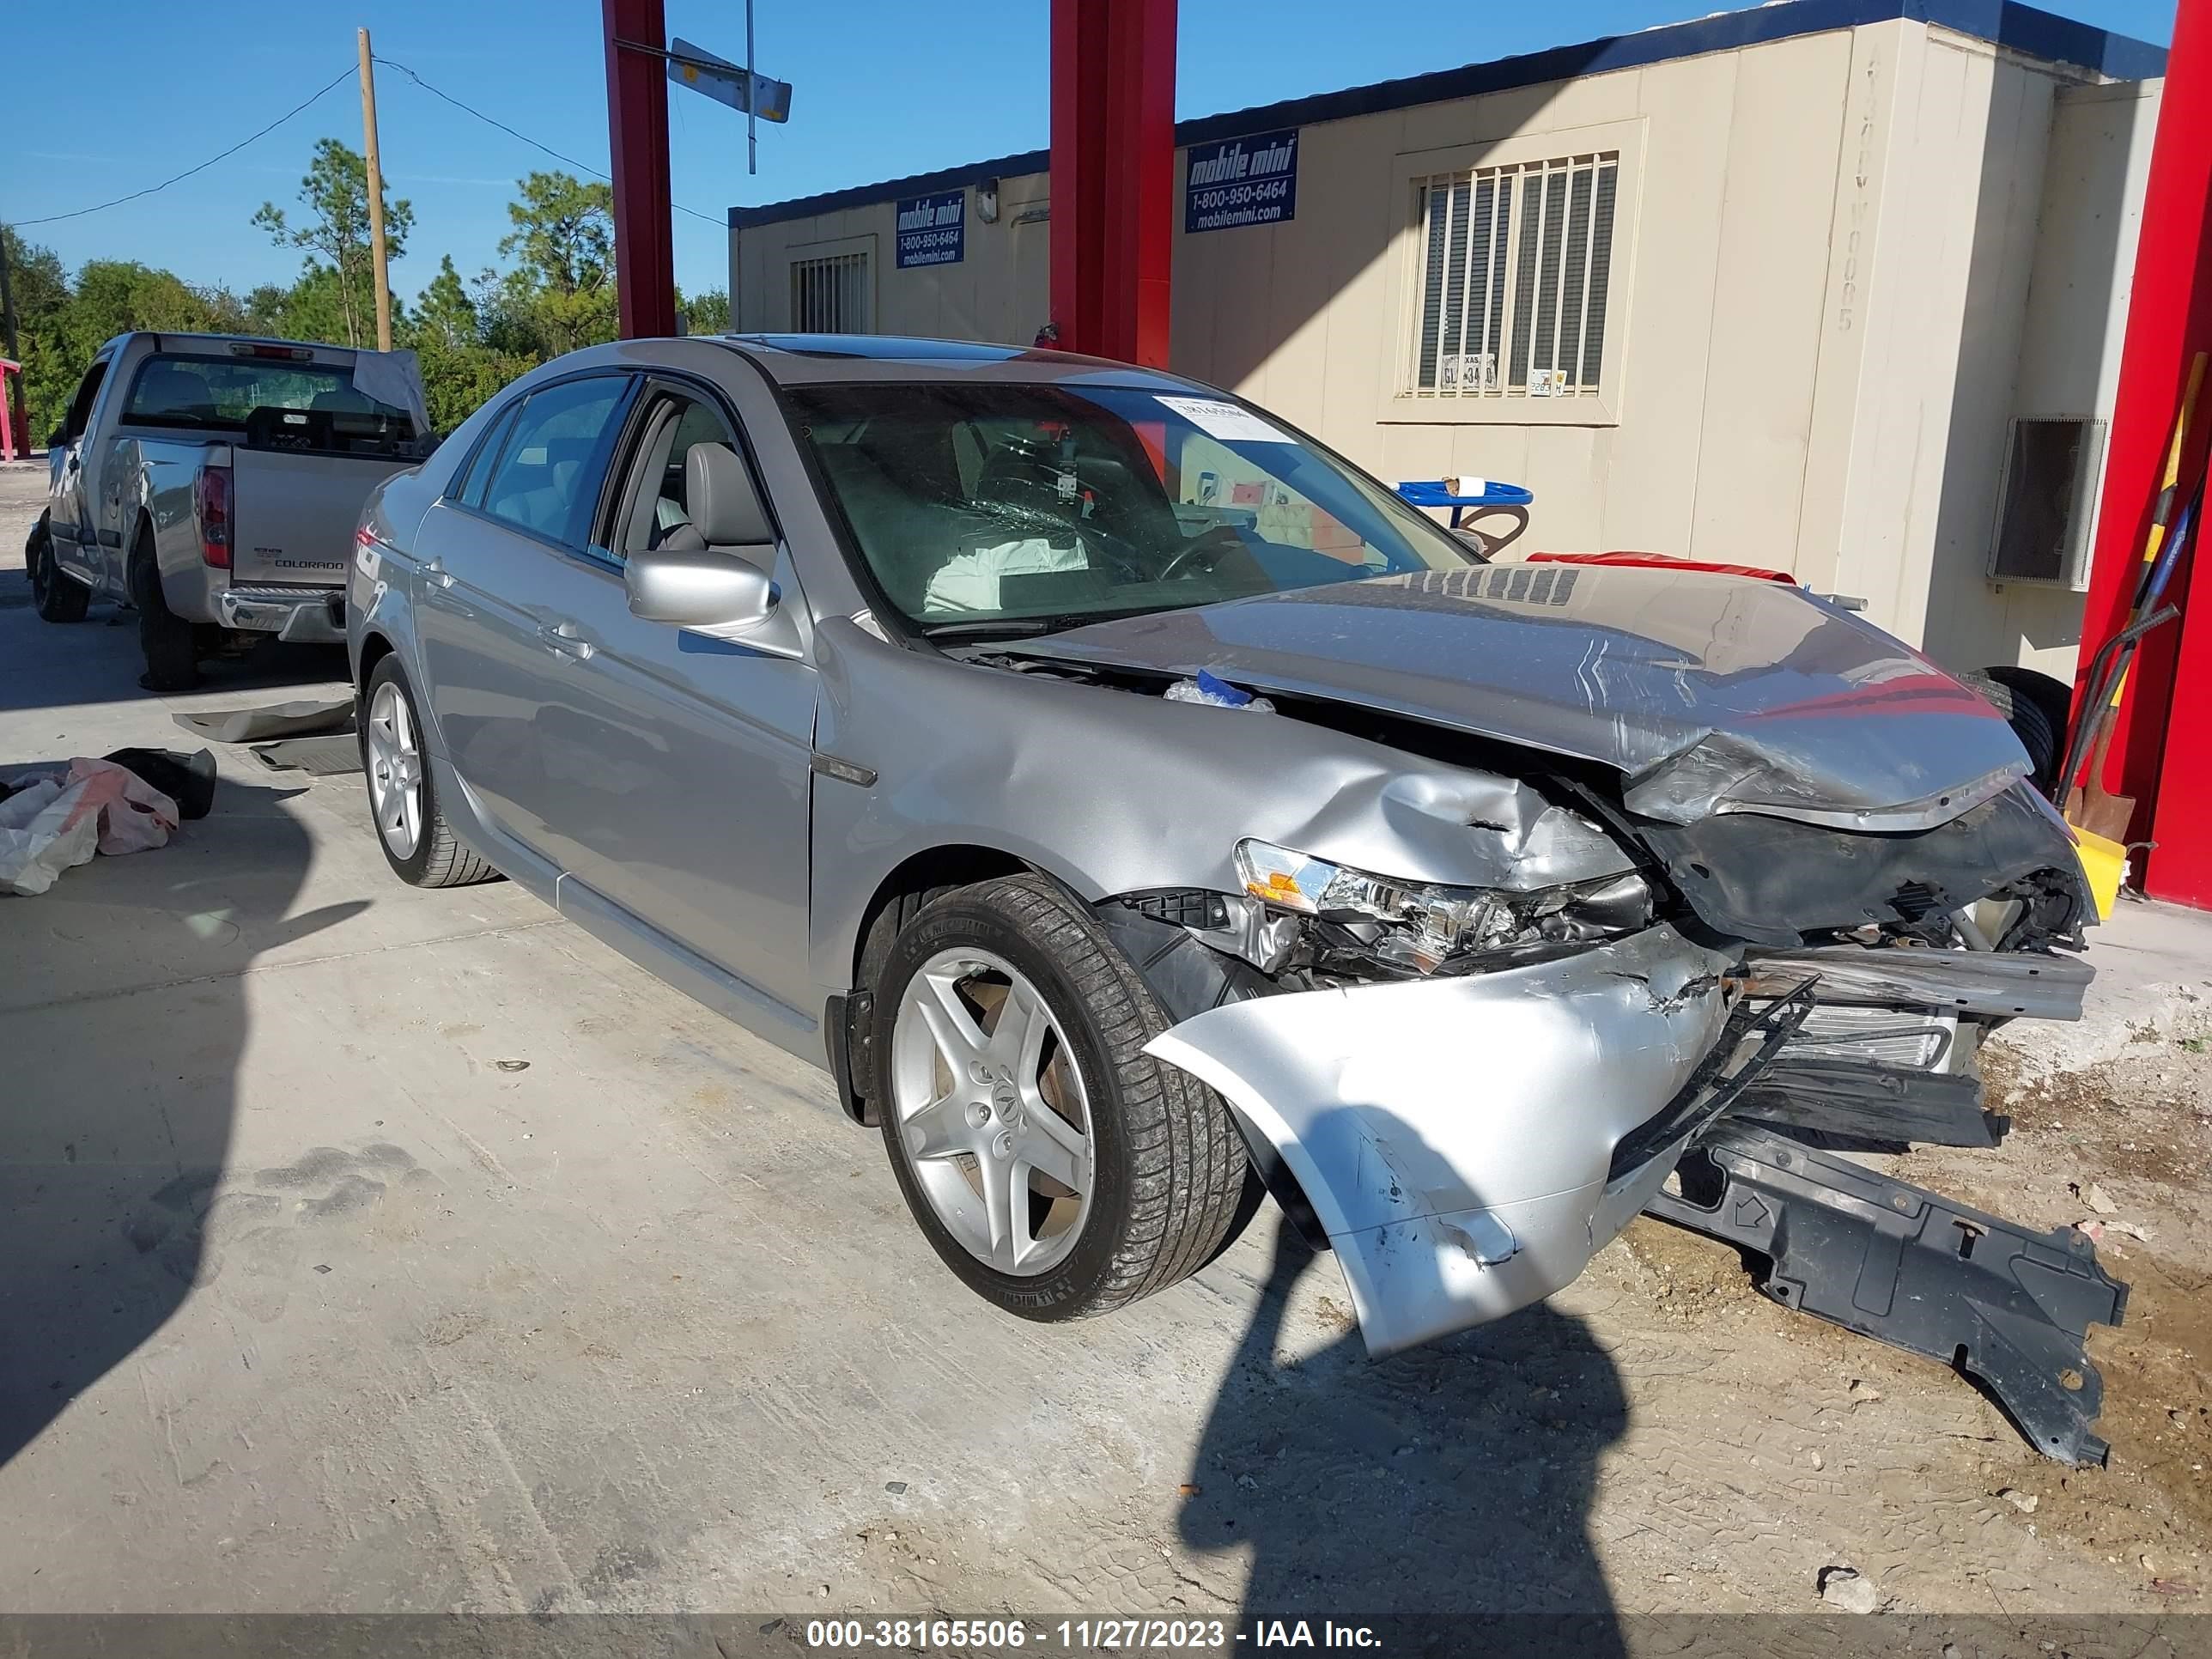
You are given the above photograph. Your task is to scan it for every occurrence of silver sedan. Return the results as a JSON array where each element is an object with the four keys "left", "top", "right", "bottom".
[{"left": 347, "top": 336, "right": 2108, "bottom": 1435}]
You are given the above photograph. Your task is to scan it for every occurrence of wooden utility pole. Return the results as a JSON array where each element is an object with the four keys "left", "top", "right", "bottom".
[{"left": 357, "top": 27, "right": 393, "bottom": 353}]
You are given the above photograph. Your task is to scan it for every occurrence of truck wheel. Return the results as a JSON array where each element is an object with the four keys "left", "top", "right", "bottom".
[
  {"left": 359, "top": 655, "right": 500, "bottom": 888},
  {"left": 129, "top": 539, "right": 200, "bottom": 692},
  {"left": 872, "top": 873, "right": 1251, "bottom": 1322},
  {"left": 28, "top": 516, "right": 90, "bottom": 623}
]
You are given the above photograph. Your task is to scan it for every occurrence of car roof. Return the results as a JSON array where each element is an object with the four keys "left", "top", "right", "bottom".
[{"left": 712, "top": 332, "right": 1203, "bottom": 392}]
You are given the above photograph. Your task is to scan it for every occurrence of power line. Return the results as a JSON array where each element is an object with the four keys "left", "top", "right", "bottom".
[
  {"left": 374, "top": 56, "right": 727, "bottom": 228},
  {"left": 10, "top": 66, "right": 357, "bottom": 228}
]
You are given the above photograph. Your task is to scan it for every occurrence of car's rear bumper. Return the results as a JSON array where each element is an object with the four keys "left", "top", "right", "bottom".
[
  {"left": 217, "top": 585, "right": 347, "bottom": 643},
  {"left": 1145, "top": 925, "right": 1794, "bottom": 1355}
]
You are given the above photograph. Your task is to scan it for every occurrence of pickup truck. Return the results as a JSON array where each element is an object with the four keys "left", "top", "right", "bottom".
[{"left": 25, "top": 331, "right": 432, "bottom": 689}]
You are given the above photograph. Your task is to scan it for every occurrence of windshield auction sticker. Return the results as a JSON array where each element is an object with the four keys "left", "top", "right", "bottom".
[{"left": 1158, "top": 396, "right": 1295, "bottom": 445}]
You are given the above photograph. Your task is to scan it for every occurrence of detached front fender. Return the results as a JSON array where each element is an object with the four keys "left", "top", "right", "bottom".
[{"left": 1146, "top": 925, "right": 1743, "bottom": 1356}]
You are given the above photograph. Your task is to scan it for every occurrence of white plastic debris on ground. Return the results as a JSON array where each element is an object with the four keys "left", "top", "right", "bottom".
[{"left": 0, "top": 759, "right": 181, "bottom": 896}]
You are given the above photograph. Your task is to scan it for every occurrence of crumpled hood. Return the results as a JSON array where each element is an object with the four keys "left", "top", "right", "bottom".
[{"left": 1000, "top": 562, "right": 2029, "bottom": 827}]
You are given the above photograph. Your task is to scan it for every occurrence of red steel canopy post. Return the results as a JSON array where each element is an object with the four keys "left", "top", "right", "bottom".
[
  {"left": 603, "top": 0, "right": 679, "bottom": 339},
  {"left": 2075, "top": 0, "right": 2212, "bottom": 905},
  {"left": 1049, "top": 0, "right": 1177, "bottom": 365}
]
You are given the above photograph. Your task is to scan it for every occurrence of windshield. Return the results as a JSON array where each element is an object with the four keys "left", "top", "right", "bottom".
[
  {"left": 786, "top": 381, "right": 1476, "bottom": 636},
  {"left": 122, "top": 353, "right": 420, "bottom": 456}
]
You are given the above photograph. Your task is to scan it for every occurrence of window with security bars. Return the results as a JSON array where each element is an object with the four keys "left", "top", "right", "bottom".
[
  {"left": 790, "top": 251, "right": 871, "bottom": 333},
  {"left": 1409, "top": 152, "right": 1619, "bottom": 399}
]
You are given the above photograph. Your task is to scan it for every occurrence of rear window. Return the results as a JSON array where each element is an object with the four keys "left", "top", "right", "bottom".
[{"left": 121, "top": 353, "right": 421, "bottom": 456}]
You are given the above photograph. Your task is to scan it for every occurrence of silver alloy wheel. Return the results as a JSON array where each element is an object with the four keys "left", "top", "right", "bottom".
[
  {"left": 364, "top": 678, "right": 425, "bottom": 860},
  {"left": 890, "top": 947, "right": 1095, "bottom": 1276}
]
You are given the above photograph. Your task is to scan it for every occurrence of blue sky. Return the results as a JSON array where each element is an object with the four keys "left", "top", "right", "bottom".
[{"left": 3, "top": 0, "right": 2176, "bottom": 307}]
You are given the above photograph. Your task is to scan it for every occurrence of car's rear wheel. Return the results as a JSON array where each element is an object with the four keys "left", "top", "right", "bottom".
[
  {"left": 872, "top": 874, "right": 1252, "bottom": 1321},
  {"left": 129, "top": 538, "right": 199, "bottom": 691},
  {"left": 28, "top": 516, "right": 90, "bottom": 623},
  {"left": 360, "top": 655, "right": 499, "bottom": 888}
]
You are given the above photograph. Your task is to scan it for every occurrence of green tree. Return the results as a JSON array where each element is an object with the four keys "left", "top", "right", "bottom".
[
  {"left": 397, "top": 254, "right": 531, "bottom": 434},
  {"left": 495, "top": 171, "right": 618, "bottom": 355},
  {"left": 253, "top": 137, "right": 413, "bottom": 349},
  {"left": 245, "top": 264, "right": 355, "bottom": 346},
  {"left": 2, "top": 226, "right": 72, "bottom": 435},
  {"left": 681, "top": 287, "right": 730, "bottom": 336},
  {"left": 412, "top": 255, "right": 479, "bottom": 349},
  {"left": 500, "top": 172, "right": 612, "bottom": 297},
  {"left": 410, "top": 340, "right": 535, "bottom": 435},
  {"left": 0, "top": 235, "right": 250, "bottom": 441}
]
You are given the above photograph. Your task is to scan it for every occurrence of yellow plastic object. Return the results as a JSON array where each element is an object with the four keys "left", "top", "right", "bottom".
[{"left": 2072, "top": 825, "right": 2127, "bottom": 921}]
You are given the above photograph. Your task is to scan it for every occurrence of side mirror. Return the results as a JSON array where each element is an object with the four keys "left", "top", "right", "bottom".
[
  {"left": 625, "top": 543, "right": 779, "bottom": 630},
  {"left": 48, "top": 426, "right": 67, "bottom": 450}
]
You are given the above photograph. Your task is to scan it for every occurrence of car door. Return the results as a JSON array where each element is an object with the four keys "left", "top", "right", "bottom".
[
  {"left": 514, "top": 378, "right": 818, "bottom": 1018},
  {"left": 46, "top": 352, "right": 113, "bottom": 588},
  {"left": 412, "top": 372, "right": 636, "bottom": 854}
]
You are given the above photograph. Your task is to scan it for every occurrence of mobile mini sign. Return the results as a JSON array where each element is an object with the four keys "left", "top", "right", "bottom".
[
  {"left": 1183, "top": 128, "right": 1299, "bottom": 234},
  {"left": 896, "top": 191, "right": 966, "bottom": 268}
]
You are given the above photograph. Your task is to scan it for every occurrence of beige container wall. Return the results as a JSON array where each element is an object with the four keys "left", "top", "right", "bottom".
[
  {"left": 730, "top": 21, "right": 2154, "bottom": 670},
  {"left": 733, "top": 174, "right": 1051, "bottom": 340},
  {"left": 1929, "top": 77, "right": 2160, "bottom": 678},
  {"left": 1831, "top": 33, "right": 2154, "bottom": 674}
]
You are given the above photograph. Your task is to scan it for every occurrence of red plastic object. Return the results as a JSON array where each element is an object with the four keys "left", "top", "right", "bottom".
[{"left": 1522, "top": 550, "right": 1798, "bottom": 584}]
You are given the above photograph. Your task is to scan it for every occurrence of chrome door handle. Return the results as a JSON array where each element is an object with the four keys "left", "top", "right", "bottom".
[
  {"left": 537, "top": 619, "right": 594, "bottom": 660},
  {"left": 421, "top": 556, "right": 453, "bottom": 590}
]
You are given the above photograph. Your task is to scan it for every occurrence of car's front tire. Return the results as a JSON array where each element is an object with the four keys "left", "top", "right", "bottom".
[
  {"left": 359, "top": 654, "right": 499, "bottom": 889},
  {"left": 27, "top": 516, "right": 90, "bottom": 624},
  {"left": 872, "top": 873, "right": 1252, "bottom": 1322}
]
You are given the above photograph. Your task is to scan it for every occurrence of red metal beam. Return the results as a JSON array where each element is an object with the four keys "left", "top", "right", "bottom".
[
  {"left": 1049, "top": 0, "right": 1176, "bottom": 365},
  {"left": 2075, "top": 0, "right": 2212, "bottom": 905},
  {"left": 603, "top": 0, "right": 678, "bottom": 339}
]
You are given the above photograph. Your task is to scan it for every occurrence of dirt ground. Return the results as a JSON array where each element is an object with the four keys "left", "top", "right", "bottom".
[{"left": 3, "top": 460, "right": 2209, "bottom": 1627}]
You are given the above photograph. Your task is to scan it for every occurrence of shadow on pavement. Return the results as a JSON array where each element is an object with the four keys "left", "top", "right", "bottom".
[
  {"left": 1181, "top": 1140, "right": 1626, "bottom": 1650},
  {"left": 0, "top": 585, "right": 348, "bottom": 714},
  {"left": 0, "top": 776, "right": 352, "bottom": 1466}
]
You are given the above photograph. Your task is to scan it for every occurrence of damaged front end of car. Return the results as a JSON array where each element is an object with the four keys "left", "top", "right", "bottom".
[
  {"left": 832, "top": 561, "right": 2134, "bottom": 1462},
  {"left": 1097, "top": 769, "right": 2125, "bottom": 1462},
  {"left": 1042, "top": 680, "right": 2123, "bottom": 1462}
]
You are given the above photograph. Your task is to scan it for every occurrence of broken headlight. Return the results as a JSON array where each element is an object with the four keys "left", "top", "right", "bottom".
[{"left": 1234, "top": 837, "right": 1652, "bottom": 977}]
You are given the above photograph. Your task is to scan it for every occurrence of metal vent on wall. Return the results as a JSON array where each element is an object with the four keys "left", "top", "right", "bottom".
[{"left": 1988, "top": 415, "right": 2106, "bottom": 588}]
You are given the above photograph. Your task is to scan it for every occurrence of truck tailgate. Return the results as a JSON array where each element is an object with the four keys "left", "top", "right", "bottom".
[{"left": 228, "top": 450, "right": 413, "bottom": 586}]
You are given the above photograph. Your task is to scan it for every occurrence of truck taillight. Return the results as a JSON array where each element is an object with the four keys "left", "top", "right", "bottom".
[{"left": 195, "top": 466, "right": 232, "bottom": 569}]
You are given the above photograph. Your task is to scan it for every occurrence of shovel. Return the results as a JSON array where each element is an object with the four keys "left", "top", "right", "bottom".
[
  {"left": 2067, "top": 484, "right": 2198, "bottom": 840},
  {"left": 2063, "top": 356, "right": 2206, "bottom": 840}
]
